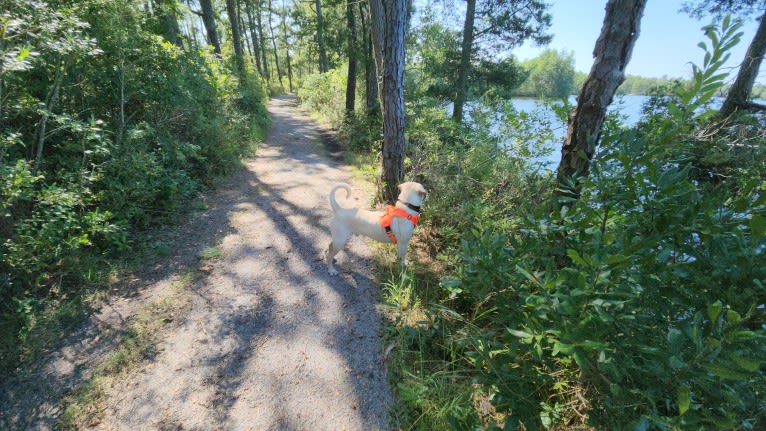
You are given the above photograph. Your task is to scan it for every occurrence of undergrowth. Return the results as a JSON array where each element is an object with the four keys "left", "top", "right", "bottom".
[
  {"left": 0, "top": 0, "right": 270, "bottom": 375},
  {"left": 299, "top": 17, "right": 766, "bottom": 431}
]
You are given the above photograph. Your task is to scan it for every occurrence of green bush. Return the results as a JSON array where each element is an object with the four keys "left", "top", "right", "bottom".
[
  {"left": 296, "top": 67, "right": 348, "bottom": 126},
  {"left": 0, "top": 0, "right": 269, "bottom": 372},
  {"left": 389, "top": 17, "right": 765, "bottom": 431}
]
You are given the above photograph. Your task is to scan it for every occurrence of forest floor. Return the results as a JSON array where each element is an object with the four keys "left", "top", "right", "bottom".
[{"left": 0, "top": 95, "right": 393, "bottom": 430}]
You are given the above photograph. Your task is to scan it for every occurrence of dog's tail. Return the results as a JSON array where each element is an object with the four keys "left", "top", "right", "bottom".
[{"left": 329, "top": 183, "right": 352, "bottom": 213}]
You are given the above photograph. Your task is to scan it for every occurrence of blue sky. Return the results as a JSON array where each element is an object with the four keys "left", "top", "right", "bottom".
[{"left": 512, "top": 0, "right": 765, "bottom": 84}]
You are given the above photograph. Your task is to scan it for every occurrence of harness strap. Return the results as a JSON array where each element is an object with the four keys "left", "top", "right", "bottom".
[{"left": 379, "top": 205, "right": 420, "bottom": 245}]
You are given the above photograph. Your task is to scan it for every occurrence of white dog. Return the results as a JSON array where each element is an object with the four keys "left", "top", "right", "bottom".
[{"left": 326, "top": 182, "right": 427, "bottom": 275}]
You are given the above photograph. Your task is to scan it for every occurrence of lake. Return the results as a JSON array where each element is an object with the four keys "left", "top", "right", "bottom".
[{"left": 507, "top": 94, "right": 651, "bottom": 169}]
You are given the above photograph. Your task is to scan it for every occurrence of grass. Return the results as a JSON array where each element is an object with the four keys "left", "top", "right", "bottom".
[{"left": 57, "top": 271, "right": 197, "bottom": 429}]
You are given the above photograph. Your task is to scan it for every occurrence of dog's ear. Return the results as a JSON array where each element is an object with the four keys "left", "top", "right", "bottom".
[
  {"left": 418, "top": 190, "right": 428, "bottom": 199},
  {"left": 397, "top": 184, "right": 403, "bottom": 192}
]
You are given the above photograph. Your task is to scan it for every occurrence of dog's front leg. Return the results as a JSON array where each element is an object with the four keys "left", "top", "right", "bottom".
[{"left": 396, "top": 241, "right": 409, "bottom": 270}]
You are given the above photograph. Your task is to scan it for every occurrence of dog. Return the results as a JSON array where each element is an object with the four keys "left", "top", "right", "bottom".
[{"left": 326, "top": 182, "right": 427, "bottom": 275}]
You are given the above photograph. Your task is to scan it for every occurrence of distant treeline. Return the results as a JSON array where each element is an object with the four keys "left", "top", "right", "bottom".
[{"left": 514, "top": 49, "right": 766, "bottom": 98}]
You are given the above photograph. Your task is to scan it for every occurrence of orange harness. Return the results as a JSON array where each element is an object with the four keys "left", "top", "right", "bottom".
[{"left": 379, "top": 205, "right": 420, "bottom": 244}]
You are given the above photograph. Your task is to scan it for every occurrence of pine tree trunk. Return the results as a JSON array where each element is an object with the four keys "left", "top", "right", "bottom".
[
  {"left": 369, "top": 0, "right": 406, "bottom": 203},
  {"left": 238, "top": 0, "right": 253, "bottom": 59},
  {"left": 268, "top": 0, "right": 284, "bottom": 90},
  {"left": 720, "top": 12, "right": 766, "bottom": 117},
  {"left": 200, "top": 0, "right": 222, "bottom": 55},
  {"left": 360, "top": 2, "right": 379, "bottom": 116},
  {"left": 282, "top": 0, "right": 294, "bottom": 92},
  {"left": 245, "top": 0, "right": 263, "bottom": 75},
  {"left": 453, "top": 0, "right": 475, "bottom": 124},
  {"left": 556, "top": 0, "right": 646, "bottom": 196},
  {"left": 345, "top": 0, "right": 357, "bottom": 115},
  {"left": 226, "top": 0, "right": 246, "bottom": 76},
  {"left": 315, "top": 0, "right": 329, "bottom": 73},
  {"left": 255, "top": 0, "right": 270, "bottom": 79},
  {"left": 155, "top": 0, "right": 183, "bottom": 47}
]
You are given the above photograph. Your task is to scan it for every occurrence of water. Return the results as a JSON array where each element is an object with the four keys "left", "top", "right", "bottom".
[
  {"left": 464, "top": 95, "right": 765, "bottom": 169},
  {"left": 508, "top": 95, "right": 652, "bottom": 169}
]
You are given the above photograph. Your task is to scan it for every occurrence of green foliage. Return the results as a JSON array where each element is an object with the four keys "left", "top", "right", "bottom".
[
  {"left": 408, "top": 19, "right": 527, "bottom": 103},
  {"left": 0, "top": 0, "right": 269, "bottom": 373},
  {"left": 296, "top": 68, "right": 348, "bottom": 125},
  {"left": 382, "top": 16, "right": 766, "bottom": 431},
  {"left": 514, "top": 49, "right": 576, "bottom": 98}
]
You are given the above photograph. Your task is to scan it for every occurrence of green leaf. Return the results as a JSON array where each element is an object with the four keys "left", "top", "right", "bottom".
[
  {"left": 750, "top": 214, "right": 766, "bottom": 238},
  {"left": 507, "top": 328, "right": 533, "bottom": 339},
  {"left": 707, "top": 300, "right": 723, "bottom": 322},
  {"left": 566, "top": 249, "right": 588, "bottom": 266},
  {"left": 726, "top": 309, "right": 741, "bottom": 324},
  {"left": 703, "top": 363, "right": 750, "bottom": 380},
  {"left": 552, "top": 341, "right": 573, "bottom": 355},
  {"left": 729, "top": 355, "right": 762, "bottom": 372},
  {"left": 677, "top": 385, "right": 690, "bottom": 415}
]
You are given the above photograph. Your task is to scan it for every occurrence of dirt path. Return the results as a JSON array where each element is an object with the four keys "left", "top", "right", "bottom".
[{"left": 0, "top": 96, "right": 392, "bottom": 430}]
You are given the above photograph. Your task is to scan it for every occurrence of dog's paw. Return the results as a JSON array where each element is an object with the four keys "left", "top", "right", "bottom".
[{"left": 328, "top": 267, "right": 339, "bottom": 276}]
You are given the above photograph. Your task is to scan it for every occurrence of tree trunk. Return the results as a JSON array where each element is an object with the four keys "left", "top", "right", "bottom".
[
  {"left": 282, "top": 0, "right": 294, "bottom": 92},
  {"left": 269, "top": 0, "right": 285, "bottom": 91},
  {"left": 238, "top": 0, "right": 253, "bottom": 59},
  {"left": 369, "top": 0, "right": 406, "bottom": 203},
  {"left": 556, "top": 0, "right": 646, "bottom": 196},
  {"left": 360, "top": 3, "right": 379, "bottom": 116},
  {"left": 255, "top": 0, "right": 270, "bottom": 79},
  {"left": 155, "top": 0, "right": 183, "bottom": 47},
  {"left": 345, "top": 0, "right": 358, "bottom": 115},
  {"left": 720, "top": 12, "right": 766, "bottom": 118},
  {"left": 245, "top": 0, "right": 263, "bottom": 75},
  {"left": 268, "top": 0, "right": 284, "bottom": 90},
  {"left": 200, "top": 0, "right": 222, "bottom": 55},
  {"left": 453, "top": 0, "right": 475, "bottom": 124},
  {"left": 33, "top": 62, "right": 65, "bottom": 174},
  {"left": 315, "top": 0, "right": 330, "bottom": 73},
  {"left": 226, "top": 0, "right": 246, "bottom": 76}
]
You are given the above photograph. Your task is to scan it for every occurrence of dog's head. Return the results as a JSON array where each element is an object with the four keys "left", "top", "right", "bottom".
[{"left": 397, "top": 182, "right": 428, "bottom": 207}]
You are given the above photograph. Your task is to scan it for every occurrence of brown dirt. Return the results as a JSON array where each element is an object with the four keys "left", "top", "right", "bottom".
[{"left": 0, "top": 95, "right": 392, "bottom": 430}]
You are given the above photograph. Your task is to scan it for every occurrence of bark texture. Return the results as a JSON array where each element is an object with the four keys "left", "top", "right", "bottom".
[
  {"left": 453, "top": 0, "right": 476, "bottom": 124},
  {"left": 200, "top": 0, "right": 222, "bottom": 55},
  {"left": 720, "top": 12, "right": 766, "bottom": 117},
  {"left": 556, "top": 0, "right": 646, "bottom": 191},
  {"left": 369, "top": 0, "right": 407, "bottom": 203},
  {"left": 226, "top": 0, "right": 246, "bottom": 76},
  {"left": 316, "top": 0, "right": 330, "bottom": 73},
  {"left": 345, "top": 0, "right": 358, "bottom": 115}
]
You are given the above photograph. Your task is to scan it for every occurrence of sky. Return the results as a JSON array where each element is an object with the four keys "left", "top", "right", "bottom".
[{"left": 512, "top": 0, "right": 765, "bottom": 85}]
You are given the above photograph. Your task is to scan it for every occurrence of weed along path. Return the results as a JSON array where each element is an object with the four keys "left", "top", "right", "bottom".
[{"left": 0, "top": 95, "right": 392, "bottom": 430}]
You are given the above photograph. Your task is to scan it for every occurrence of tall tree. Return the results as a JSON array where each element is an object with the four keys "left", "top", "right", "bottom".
[
  {"left": 226, "top": 0, "right": 246, "bottom": 76},
  {"left": 154, "top": 0, "right": 183, "bottom": 47},
  {"left": 683, "top": 1, "right": 766, "bottom": 115},
  {"left": 245, "top": 0, "right": 263, "bottom": 74},
  {"left": 282, "top": 0, "right": 294, "bottom": 91},
  {"left": 360, "top": 2, "right": 379, "bottom": 115},
  {"left": 556, "top": 0, "right": 647, "bottom": 194},
  {"left": 268, "top": 0, "right": 284, "bottom": 89},
  {"left": 369, "top": 0, "right": 407, "bottom": 202},
  {"left": 721, "top": 13, "right": 766, "bottom": 115},
  {"left": 199, "top": 0, "right": 222, "bottom": 55},
  {"left": 255, "top": 0, "right": 270, "bottom": 78},
  {"left": 315, "top": 0, "right": 330, "bottom": 73},
  {"left": 345, "top": 0, "right": 358, "bottom": 115},
  {"left": 452, "top": 0, "right": 552, "bottom": 123}
]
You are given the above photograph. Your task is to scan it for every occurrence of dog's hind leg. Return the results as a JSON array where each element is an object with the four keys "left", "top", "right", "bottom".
[{"left": 326, "top": 231, "right": 351, "bottom": 275}]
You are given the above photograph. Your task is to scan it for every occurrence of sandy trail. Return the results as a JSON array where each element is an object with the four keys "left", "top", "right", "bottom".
[{"left": 0, "top": 95, "right": 392, "bottom": 430}]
